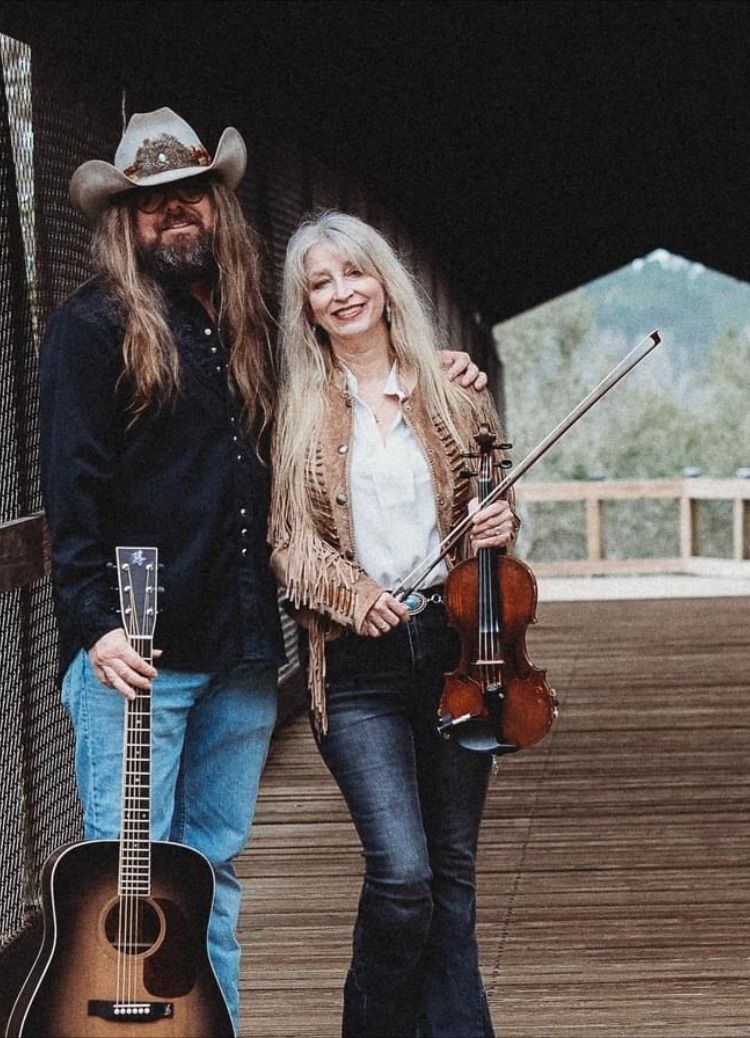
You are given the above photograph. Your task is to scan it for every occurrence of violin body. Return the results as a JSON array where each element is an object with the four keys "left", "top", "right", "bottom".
[{"left": 441, "top": 553, "right": 558, "bottom": 752}]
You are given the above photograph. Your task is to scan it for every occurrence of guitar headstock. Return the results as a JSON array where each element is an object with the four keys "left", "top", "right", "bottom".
[{"left": 115, "top": 546, "right": 159, "bottom": 643}]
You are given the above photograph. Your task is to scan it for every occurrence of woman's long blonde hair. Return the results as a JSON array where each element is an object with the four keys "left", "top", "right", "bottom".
[
  {"left": 91, "top": 180, "right": 275, "bottom": 435},
  {"left": 273, "top": 210, "right": 485, "bottom": 519}
]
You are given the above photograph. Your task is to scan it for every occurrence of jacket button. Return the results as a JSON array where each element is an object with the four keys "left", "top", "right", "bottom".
[
  {"left": 241, "top": 547, "right": 248, "bottom": 557},
  {"left": 240, "top": 508, "right": 248, "bottom": 517},
  {"left": 403, "top": 403, "right": 413, "bottom": 413},
  {"left": 336, "top": 492, "right": 348, "bottom": 505},
  {"left": 338, "top": 444, "right": 349, "bottom": 454},
  {"left": 437, "top": 496, "right": 445, "bottom": 506},
  {"left": 344, "top": 549, "right": 354, "bottom": 560}
]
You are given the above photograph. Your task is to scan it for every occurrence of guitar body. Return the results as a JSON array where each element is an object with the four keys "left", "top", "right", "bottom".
[{"left": 6, "top": 840, "right": 234, "bottom": 1038}]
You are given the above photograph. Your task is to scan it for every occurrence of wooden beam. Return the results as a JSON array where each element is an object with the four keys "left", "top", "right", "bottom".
[
  {"left": 529, "top": 557, "right": 685, "bottom": 577},
  {"left": 0, "top": 513, "right": 50, "bottom": 593}
]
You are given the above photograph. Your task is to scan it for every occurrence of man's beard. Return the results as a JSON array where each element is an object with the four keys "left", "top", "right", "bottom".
[{"left": 138, "top": 219, "right": 217, "bottom": 283}]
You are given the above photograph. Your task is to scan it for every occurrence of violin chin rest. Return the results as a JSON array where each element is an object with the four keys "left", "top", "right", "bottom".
[{"left": 445, "top": 717, "right": 519, "bottom": 756}]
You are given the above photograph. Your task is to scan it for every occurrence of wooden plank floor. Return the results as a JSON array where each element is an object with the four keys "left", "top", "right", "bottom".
[{"left": 237, "top": 597, "right": 750, "bottom": 1037}]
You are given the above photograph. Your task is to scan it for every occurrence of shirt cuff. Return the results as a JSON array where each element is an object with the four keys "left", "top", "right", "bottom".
[{"left": 76, "top": 591, "right": 122, "bottom": 651}]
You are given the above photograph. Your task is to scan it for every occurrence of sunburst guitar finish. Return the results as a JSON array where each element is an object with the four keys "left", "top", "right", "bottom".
[{"left": 6, "top": 840, "right": 233, "bottom": 1037}]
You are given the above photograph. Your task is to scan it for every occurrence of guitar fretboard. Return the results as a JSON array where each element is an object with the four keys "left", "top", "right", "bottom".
[{"left": 119, "top": 633, "right": 153, "bottom": 897}]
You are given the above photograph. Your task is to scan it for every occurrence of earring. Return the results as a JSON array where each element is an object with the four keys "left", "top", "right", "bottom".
[{"left": 385, "top": 301, "right": 392, "bottom": 325}]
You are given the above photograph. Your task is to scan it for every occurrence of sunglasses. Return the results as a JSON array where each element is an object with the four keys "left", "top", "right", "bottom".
[{"left": 129, "top": 178, "right": 211, "bottom": 214}]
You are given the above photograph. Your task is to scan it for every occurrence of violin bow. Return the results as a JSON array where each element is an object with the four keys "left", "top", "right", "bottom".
[{"left": 392, "top": 329, "right": 662, "bottom": 600}]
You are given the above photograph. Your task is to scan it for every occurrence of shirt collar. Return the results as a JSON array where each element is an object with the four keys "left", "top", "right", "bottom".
[{"left": 344, "top": 361, "right": 406, "bottom": 402}]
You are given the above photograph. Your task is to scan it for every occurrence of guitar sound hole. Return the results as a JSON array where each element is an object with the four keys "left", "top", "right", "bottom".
[{"left": 104, "top": 897, "right": 162, "bottom": 955}]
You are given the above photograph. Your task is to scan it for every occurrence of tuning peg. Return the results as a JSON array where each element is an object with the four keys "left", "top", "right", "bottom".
[
  {"left": 494, "top": 459, "right": 513, "bottom": 469},
  {"left": 499, "top": 442, "right": 512, "bottom": 450},
  {"left": 157, "top": 563, "right": 165, "bottom": 570},
  {"left": 460, "top": 451, "right": 480, "bottom": 459},
  {"left": 460, "top": 468, "right": 478, "bottom": 478},
  {"left": 157, "top": 586, "right": 165, "bottom": 594},
  {"left": 106, "top": 562, "right": 116, "bottom": 570}
]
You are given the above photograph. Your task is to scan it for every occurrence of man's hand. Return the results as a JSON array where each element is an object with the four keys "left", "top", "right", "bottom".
[
  {"left": 88, "top": 628, "right": 159, "bottom": 701},
  {"left": 440, "top": 350, "right": 488, "bottom": 391},
  {"left": 363, "top": 592, "right": 411, "bottom": 638}
]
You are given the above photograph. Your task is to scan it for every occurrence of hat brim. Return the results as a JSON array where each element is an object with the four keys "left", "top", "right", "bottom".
[{"left": 70, "top": 126, "right": 247, "bottom": 220}]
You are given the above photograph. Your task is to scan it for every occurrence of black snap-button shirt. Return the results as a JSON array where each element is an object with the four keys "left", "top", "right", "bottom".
[{"left": 39, "top": 278, "right": 285, "bottom": 678}]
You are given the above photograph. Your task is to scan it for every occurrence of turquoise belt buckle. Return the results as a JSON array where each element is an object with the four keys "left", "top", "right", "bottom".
[{"left": 404, "top": 591, "right": 427, "bottom": 616}]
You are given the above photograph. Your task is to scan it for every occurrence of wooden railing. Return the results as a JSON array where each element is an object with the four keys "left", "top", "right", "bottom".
[
  {"left": 5, "top": 484, "right": 750, "bottom": 588},
  {"left": 514, "top": 478, "right": 750, "bottom": 577}
]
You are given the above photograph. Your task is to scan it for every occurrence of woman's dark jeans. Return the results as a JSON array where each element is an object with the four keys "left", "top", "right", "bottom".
[{"left": 315, "top": 604, "right": 495, "bottom": 1038}]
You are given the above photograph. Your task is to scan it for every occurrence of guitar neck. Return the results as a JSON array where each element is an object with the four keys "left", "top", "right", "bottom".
[
  {"left": 119, "top": 634, "right": 153, "bottom": 898},
  {"left": 114, "top": 545, "right": 159, "bottom": 901}
]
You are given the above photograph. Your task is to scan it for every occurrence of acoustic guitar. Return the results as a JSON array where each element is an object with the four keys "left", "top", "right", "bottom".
[{"left": 6, "top": 547, "right": 234, "bottom": 1037}]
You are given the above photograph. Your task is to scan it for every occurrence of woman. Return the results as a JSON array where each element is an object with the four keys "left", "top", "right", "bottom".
[{"left": 269, "top": 211, "right": 518, "bottom": 1038}]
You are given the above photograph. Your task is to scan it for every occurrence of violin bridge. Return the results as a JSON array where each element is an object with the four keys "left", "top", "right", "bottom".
[{"left": 474, "top": 658, "right": 505, "bottom": 667}]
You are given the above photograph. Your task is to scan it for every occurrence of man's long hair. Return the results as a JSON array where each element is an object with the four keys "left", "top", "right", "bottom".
[{"left": 91, "top": 181, "right": 274, "bottom": 435}]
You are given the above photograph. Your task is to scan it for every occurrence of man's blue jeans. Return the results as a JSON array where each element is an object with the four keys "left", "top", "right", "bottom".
[
  {"left": 62, "top": 650, "right": 278, "bottom": 1033},
  {"left": 316, "top": 604, "right": 495, "bottom": 1038}
]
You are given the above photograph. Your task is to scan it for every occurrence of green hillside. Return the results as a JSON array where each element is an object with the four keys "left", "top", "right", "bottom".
[{"left": 584, "top": 249, "right": 750, "bottom": 373}]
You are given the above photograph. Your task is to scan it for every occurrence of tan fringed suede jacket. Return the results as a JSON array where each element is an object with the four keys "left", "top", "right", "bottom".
[{"left": 269, "top": 364, "right": 504, "bottom": 730}]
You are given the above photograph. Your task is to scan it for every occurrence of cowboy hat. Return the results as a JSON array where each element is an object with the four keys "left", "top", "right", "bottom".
[{"left": 69, "top": 107, "right": 246, "bottom": 220}]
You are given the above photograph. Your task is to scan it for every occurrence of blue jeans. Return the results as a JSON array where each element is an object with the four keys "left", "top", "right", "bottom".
[
  {"left": 61, "top": 650, "right": 278, "bottom": 1033},
  {"left": 316, "top": 604, "right": 495, "bottom": 1038}
]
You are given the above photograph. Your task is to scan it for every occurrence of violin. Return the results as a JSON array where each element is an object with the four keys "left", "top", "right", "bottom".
[
  {"left": 438, "top": 424, "right": 558, "bottom": 754},
  {"left": 391, "top": 331, "right": 662, "bottom": 752}
]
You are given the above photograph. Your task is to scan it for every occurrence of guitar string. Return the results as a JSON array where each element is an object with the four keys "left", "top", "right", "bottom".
[
  {"left": 131, "top": 570, "right": 152, "bottom": 1008},
  {"left": 116, "top": 563, "right": 129, "bottom": 1008},
  {"left": 119, "top": 565, "right": 149, "bottom": 1010},
  {"left": 125, "top": 569, "right": 138, "bottom": 1008}
]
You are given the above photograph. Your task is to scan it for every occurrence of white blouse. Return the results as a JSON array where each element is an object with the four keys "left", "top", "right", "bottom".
[{"left": 346, "top": 365, "right": 448, "bottom": 590}]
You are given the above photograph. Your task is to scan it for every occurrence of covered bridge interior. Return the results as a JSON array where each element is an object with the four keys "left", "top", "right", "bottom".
[{"left": 0, "top": 2, "right": 748, "bottom": 1032}]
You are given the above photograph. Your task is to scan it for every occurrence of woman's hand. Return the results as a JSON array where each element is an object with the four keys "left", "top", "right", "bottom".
[
  {"left": 469, "top": 497, "right": 520, "bottom": 550},
  {"left": 440, "top": 350, "right": 488, "bottom": 391},
  {"left": 363, "top": 591, "right": 411, "bottom": 638}
]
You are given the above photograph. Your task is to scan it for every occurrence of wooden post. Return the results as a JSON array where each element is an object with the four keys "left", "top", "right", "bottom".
[
  {"left": 733, "top": 498, "right": 750, "bottom": 561},
  {"left": 679, "top": 495, "right": 698, "bottom": 560},
  {"left": 586, "top": 498, "right": 604, "bottom": 561}
]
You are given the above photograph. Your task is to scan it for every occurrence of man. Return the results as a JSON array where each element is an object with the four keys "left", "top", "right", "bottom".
[{"left": 40, "top": 107, "right": 485, "bottom": 1031}]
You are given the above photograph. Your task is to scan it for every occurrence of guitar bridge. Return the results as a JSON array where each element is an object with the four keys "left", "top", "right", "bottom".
[{"left": 88, "top": 1000, "right": 174, "bottom": 1022}]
